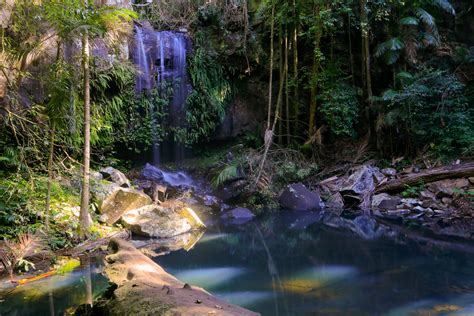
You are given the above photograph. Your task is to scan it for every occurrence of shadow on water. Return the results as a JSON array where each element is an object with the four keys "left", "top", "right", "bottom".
[{"left": 153, "top": 211, "right": 474, "bottom": 316}]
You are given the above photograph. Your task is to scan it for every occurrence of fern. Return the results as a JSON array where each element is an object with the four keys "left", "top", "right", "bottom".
[{"left": 212, "top": 164, "right": 239, "bottom": 188}]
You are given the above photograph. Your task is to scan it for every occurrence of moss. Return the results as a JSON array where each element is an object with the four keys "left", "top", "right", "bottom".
[{"left": 55, "top": 257, "right": 81, "bottom": 275}]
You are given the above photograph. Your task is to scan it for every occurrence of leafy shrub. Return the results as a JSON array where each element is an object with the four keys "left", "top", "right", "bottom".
[
  {"left": 379, "top": 69, "right": 474, "bottom": 158},
  {"left": 275, "top": 162, "right": 318, "bottom": 184},
  {"left": 320, "top": 83, "right": 359, "bottom": 138},
  {"left": 177, "top": 31, "right": 232, "bottom": 144}
]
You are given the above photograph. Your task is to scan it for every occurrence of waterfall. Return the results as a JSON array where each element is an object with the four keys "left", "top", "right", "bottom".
[
  {"left": 133, "top": 25, "right": 151, "bottom": 92},
  {"left": 133, "top": 26, "right": 190, "bottom": 164}
]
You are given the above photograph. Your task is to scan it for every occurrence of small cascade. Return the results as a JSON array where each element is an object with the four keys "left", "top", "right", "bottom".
[
  {"left": 132, "top": 25, "right": 190, "bottom": 164},
  {"left": 133, "top": 25, "right": 151, "bottom": 92}
]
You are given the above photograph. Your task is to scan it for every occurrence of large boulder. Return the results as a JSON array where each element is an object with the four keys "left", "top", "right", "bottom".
[
  {"left": 92, "top": 181, "right": 152, "bottom": 225},
  {"left": 100, "top": 166, "right": 130, "bottom": 188},
  {"left": 140, "top": 163, "right": 164, "bottom": 182},
  {"left": 121, "top": 205, "right": 204, "bottom": 238},
  {"left": 341, "top": 165, "right": 384, "bottom": 195},
  {"left": 279, "top": 183, "right": 323, "bottom": 211}
]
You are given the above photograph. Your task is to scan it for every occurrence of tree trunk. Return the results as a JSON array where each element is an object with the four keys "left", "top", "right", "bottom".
[
  {"left": 284, "top": 31, "right": 290, "bottom": 145},
  {"left": 376, "top": 162, "right": 474, "bottom": 193},
  {"left": 266, "top": 3, "right": 275, "bottom": 131},
  {"left": 277, "top": 24, "right": 283, "bottom": 145},
  {"left": 45, "top": 126, "right": 55, "bottom": 231},
  {"left": 308, "top": 33, "right": 322, "bottom": 137},
  {"left": 292, "top": 13, "right": 299, "bottom": 137},
  {"left": 360, "top": 0, "right": 372, "bottom": 105},
  {"left": 79, "top": 28, "right": 92, "bottom": 236},
  {"left": 347, "top": 13, "right": 354, "bottom": 84}
]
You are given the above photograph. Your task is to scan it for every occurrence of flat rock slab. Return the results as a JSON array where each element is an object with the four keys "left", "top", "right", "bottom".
[{"left": 92, "top": 238, "right": 259, "bottom": 316}]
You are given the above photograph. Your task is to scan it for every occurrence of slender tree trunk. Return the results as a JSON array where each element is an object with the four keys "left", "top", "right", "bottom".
[
  {"left": 347, "top": 13, "right": 354, "bottom": 84},
  {"left": 292, "top": 0, "right": 299, "bottom": 136},
  {"left": 284, "top": 31, "right": 290, "bottom": 145},
  {"left": 308, "top": 13, "right": 322, "bottom": 137},
  {"left": 360, "top": 0, "right": 372, "bottom": 104},
  {"left": 45, "top": 126, "right": 55, "bottom": 231},
  {"left": 266, "top": 3, "right": 275, "bottom": 131},
  {"left": 277, "top": 24, "right": 283, "bottom": 145},
  {"left": 255, "top": 2, "right": 275, "bottom": 187},
  {"left": 80, "top": 28, "right": 92, "bottom": 235}
]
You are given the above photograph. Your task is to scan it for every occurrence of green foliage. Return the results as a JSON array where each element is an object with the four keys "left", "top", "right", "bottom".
[
  {"left": 401, "top": 182, "right": 424, "bottom": 198},
  {"left": 275, "top": 161, "right": 318, "bottom": 184},
  {"left": 379, "top": 69, "right": 474, "bottom": 157},
  {"left": 178, "top": 31, "right": 232, "bottom": 144},
  {"left": 212, "top": 164, "right": 239, "bottom": 188},
  {"left": 0, "top": 174, "right": 79, "bottom": 241},
  {"left": 113, "top": 86, "right": 169, "bottom": 156},
  {"left": 320, "top": 82, "right": 359, "bottom": 138},
  {"left": 55, "top": 257, "right": 81, "bottom": 275}
]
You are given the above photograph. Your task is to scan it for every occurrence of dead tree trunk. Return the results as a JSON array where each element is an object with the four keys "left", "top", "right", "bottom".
[{"left": 376, "top": 162, "right": 474, "bottom": 193}]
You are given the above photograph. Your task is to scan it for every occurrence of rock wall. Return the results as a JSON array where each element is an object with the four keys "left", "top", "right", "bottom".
[{"left": 214, "top": 79, "right": 267, "bottom": 140}]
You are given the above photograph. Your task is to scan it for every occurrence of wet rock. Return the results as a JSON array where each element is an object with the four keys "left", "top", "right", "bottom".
[
  {"left": 399, "top": 198, "right": 422, "bottom": 209},
  {"left": 215, "top": 181, "right": 244, "bottom": 203},
  {"left": 203, "top": 195, "right": 220, "bottom": 208},
  {"left": 140, "top": 163, "right": 164, "bottom": 182},
  {"left": 122, "top": 205, "right": 197, "bottom": 238},
  {"left": 325, "top": 192, "right": 344, "bottom": 209},
  {"left": 372, "top": 193, "right": 401, "bottom": 210},
  {"left": 100, "top": 167, "right": 130, "bottom": 188},
  {"left": 319, "top": 176, "right": 346, "bottom": 194},
  {"left": 279, "top": 183, "right": 323, "bottom": 212},
  {"left": 222, "top": 207, "right": 255, "bottom": 221},
  {"left": 92, "top": 181, "right": 152, "bottom": 225},
  {"left": 441, "top": 197, "right": 453, "bottom": 205},
  {"left": 412, "top": 205, "right": 426, "bottom": 213},
  {"left": 469, "top": 177, "right": 474, "bottom": 185},
  {"left": 420, "top": 190, "right": 436, "bottom": 201},
  {"left": 428, "top": 179, "right": 470, "bottom": 198},
  {"left": 341, "top": 165, "right": 377, "bottom": 195},
  {"left": 381, "top": 168, "right": 397, "bottom": 177}
]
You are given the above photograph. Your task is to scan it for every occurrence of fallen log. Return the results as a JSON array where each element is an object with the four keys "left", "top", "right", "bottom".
[
  {"left": 62, "top": 229, "right": 130, "bottom": 257},
  {"left": 376, "top": 162, "right": 474, "bottom": 193}
]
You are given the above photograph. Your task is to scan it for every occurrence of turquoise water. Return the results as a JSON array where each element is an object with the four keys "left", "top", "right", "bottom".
[{"left": 154, "top": 212, "right": 474, "bottom": 316}]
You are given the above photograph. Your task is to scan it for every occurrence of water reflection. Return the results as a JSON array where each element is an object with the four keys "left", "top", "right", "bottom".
[
  {"left": 0, "top": 259, "right": 108, "bottom": 316},
  {"left": 155, "top": 212, "right": 474, "bottom": 316},
  {"left": 172, "top": 267, "right": 246, "bottom": 290}
]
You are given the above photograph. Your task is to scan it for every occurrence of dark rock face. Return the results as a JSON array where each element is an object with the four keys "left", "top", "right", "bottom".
[
  {"left": 213, "top": 80, "right": 266, "bottom": 140},
  {"left": 279, "top": 183, "right": 323, "bottom": 212},
  {"left": 140, "top": 163, "right": 164, "bottom": 182}
]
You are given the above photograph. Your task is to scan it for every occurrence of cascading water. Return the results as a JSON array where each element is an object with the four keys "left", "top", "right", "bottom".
[
  {"left": 133, "top": 26, "right": 190, "bottom": 164},
  {"left": 133, "top": 25, "right": 151, "bottom": 92}
]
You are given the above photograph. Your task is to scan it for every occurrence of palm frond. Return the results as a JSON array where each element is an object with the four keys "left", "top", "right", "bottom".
[
  {"left": 431, "top": 0, "right": 455, "bottom": 15},
  {"left": 415, "top": 8, "right": 436, "bottom": 29},
  {"left": 399, "top": 16, "right": 419, "bottom": 26}
]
